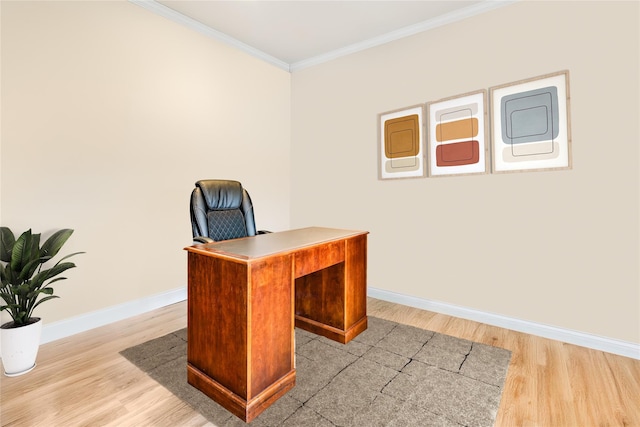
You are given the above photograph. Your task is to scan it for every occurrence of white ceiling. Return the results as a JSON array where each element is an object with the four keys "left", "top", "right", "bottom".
[{"left": 132, "top": 0, "right": 515, "bottom": 71}]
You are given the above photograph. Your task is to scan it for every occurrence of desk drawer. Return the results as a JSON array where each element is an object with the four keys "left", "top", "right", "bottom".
[{"left": 294, "top": 240, "right": 345, "bottom": 278}]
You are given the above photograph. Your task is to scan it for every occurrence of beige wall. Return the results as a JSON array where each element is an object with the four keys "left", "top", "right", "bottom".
[
  {"left": 0, "top": 1, "right": 291, "bottom": 323},
  {"left": 291, "top": 1, "right": 639, "bottom": 343},
  {"left": 1, "top": 1, "right": 638, "bottom": 346}
]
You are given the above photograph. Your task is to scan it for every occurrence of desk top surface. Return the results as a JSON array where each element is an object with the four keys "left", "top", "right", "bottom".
[{"left": 185, "top": 227, "right": 367, "bottom": 261}]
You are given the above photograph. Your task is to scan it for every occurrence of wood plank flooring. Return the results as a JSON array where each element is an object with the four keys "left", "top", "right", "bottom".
[{"left": 1, "top": 298, "right": 638, "bottom": 426}]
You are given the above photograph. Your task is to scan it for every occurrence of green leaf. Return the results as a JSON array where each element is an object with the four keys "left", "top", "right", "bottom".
[
  {"left": 30, "top": 295, "right": 59, "bottom": 315},
  {"left": 16, "top": 284, "right": 31, "bottom": 297},
  {"left": 43, "top": 277, "right": 66, "bottom": 287},
  {"left": 40, "top": 229, "right": 74, "bottom": 260},
  {"left": 14, "top": 311, "right": 28, "bottom": 325},
  {"left": 0, "top": 227, "right": 15, "bottom": 262},
  {"left": 31, "top": 262, "right": 76, "bottom": 289},
  {"left": 56, "top": 252, "right": 85, "bottom": 263},
  {"left": 10, "top": 230, "right": 40, "bottom": 273},
  {"left": 17, "top": 258, "right": 43, "bottom": 283},
  {"left": 9, "top": 229, "right": 29, "bottom": 272},
  {"left": 27, "top": 287, "right": 55, "bottom": 299},
  {"left": 1, "top": 265, "right": 17, "bottom": 286}
]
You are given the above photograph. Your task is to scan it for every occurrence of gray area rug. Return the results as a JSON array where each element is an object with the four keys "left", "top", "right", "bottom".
[{"left": 120, "top": 317, "right": 511, "bottom": 426}]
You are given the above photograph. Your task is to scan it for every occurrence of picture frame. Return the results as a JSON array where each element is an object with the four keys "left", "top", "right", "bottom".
[
  {"left": 378, "top": 104, "right": 426, "bottom": 180},
  {"left": 426, "top": 90, "right": 488, "bottom": 177},
  {"left": 490, "top": 70, "right": 572, "bottom": 173}
]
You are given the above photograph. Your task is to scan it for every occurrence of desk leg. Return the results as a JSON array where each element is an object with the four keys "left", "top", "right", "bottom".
[{"left": 295, "top": 234, "right": 368, "bottom": 343}]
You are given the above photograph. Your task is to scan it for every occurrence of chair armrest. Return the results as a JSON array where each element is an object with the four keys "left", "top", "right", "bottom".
[{"left": 193, "top": 236, "right": 215, "bottom": 244}]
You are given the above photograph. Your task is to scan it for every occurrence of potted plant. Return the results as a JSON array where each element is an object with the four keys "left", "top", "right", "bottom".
[{"left": 0, "top": 227, "right": 83, "bottom": 376}]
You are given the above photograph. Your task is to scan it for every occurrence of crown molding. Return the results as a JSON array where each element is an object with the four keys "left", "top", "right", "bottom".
[
  {"left": 130, "top": 0, "right": 517, "bottom": 73},
  {"left": 290, "top": 0, "right": 517, "bottom": 71},
  {"left": 129, "top": 0, "right": 291, "bottom": 72}
]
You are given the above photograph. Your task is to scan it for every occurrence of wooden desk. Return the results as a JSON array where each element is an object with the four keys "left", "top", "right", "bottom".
[{"left": 184, "top": 227, "right": 368, "bottom": 422}]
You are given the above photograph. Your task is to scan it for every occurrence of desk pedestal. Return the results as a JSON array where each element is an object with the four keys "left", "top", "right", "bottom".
[{"left": 294, "top": 233, "right": 368, "bottom": 344}]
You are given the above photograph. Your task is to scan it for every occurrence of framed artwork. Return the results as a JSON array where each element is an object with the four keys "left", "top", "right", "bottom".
[
  {"left": 378, "top": 105, "right": 426, "bottom": 179},
  {"left": 426, "top": 90, "right": 488, "bottom": 177},
  {"left": 490, "top": 70, "right": 571, "bottom": 173}
]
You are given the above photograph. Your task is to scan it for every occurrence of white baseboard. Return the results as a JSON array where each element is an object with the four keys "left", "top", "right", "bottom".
[
  {"left": 40, "top": 287, "right": 187, "bottom": 345},
  {"left": 368, "top": 287, "right": 640, "bottom": 360},
  {"left": 36, "top": 286, "right": 639, "bottom": 360}
]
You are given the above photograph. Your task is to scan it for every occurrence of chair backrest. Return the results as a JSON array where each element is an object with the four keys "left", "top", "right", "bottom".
[{"left": 190, "top": 180, "right": 258, "bottom": 241}]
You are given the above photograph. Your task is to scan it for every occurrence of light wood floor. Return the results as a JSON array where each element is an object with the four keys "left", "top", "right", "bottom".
[{"left": 1, "top": 298, "right": 639, "bottom": 426}]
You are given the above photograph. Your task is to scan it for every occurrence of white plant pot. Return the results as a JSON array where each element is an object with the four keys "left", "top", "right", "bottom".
[{"left": 1, "top": 318, "right": 42, "bottom": 377}]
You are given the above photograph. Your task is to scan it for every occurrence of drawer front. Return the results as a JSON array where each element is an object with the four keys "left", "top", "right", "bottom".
[{"left": 294, "top": 240, "right": 345, "bottom": 278}]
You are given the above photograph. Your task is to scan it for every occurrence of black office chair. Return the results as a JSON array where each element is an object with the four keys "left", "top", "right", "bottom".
[{"left": 190, "top": 179, "right": 269, "bottom": 243}]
